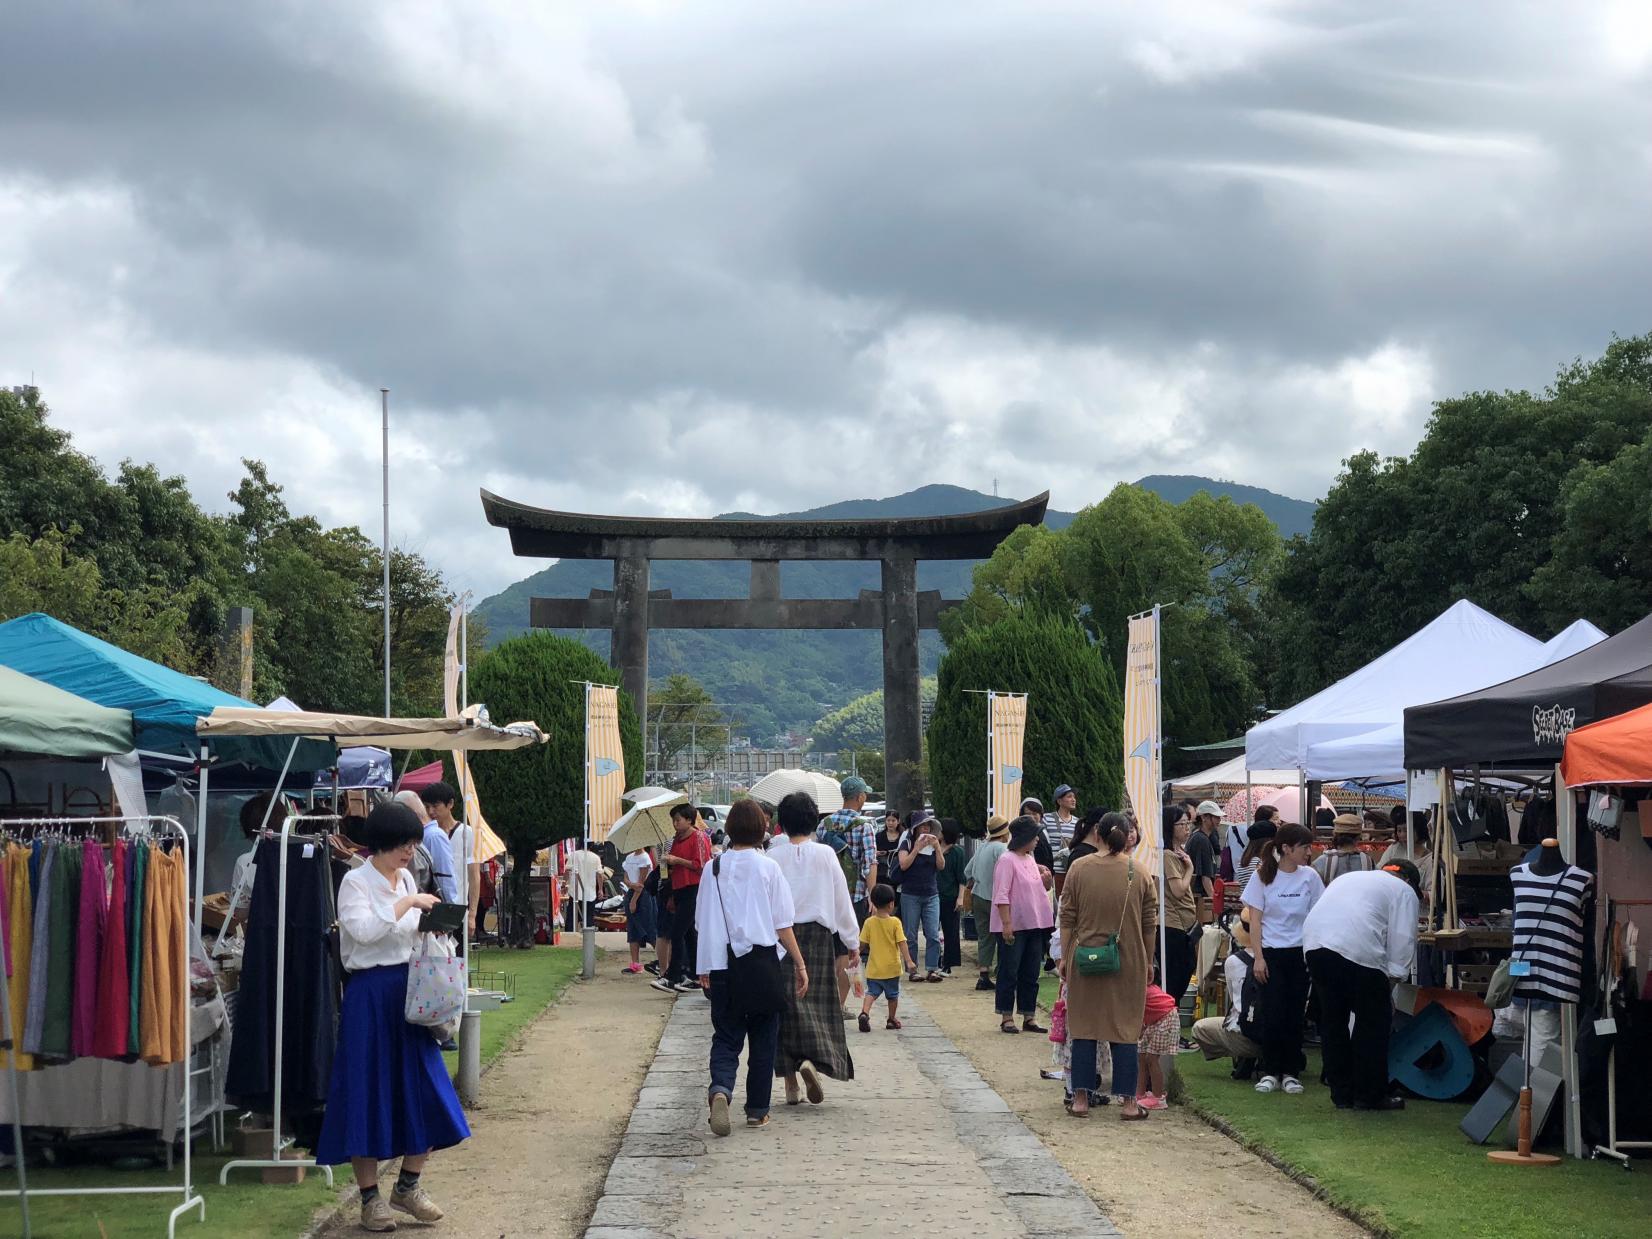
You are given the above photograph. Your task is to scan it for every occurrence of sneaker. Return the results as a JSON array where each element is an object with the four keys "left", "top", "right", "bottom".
[
  {"left": 650, "top": 977, "right": 676, "bottom": 993},
  {"left": 974, "top": 975, "right": 995, "bottom": 992},
  {"left": 1254, "top": 1075, "right": 1280, "bottom": 1094},
  {"left": 1136, "top": 1093, "right": 1167, "bottom": 1110},
  {"left": 1282, "top": 1076, "right": 1304, "bottom": 1095},
  {"left": 360, "top": 1197, "right": 398, "bottom": 1232},
  {"left": 708, "top": 1093, "right": 731, "bottom": 1137},
  {"left": 644, "top": 960, "right": 661, "bottom": 975},
  {"left": 746, "top": 1114, "right": 770, "bottom": 1128},
  {"left": 673, "top": 979, "right": 702, "bottom": 993},
  {"left": 390, "top": 1185, "right": 444, "bottom": 1222},
  {"left": 624, "top": 963, "right": 643, "bottom": 974}
]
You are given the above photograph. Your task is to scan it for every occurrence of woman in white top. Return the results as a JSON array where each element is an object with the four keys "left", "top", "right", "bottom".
[
  {"left": 622, "top": 846, "right": 657, "bottom": 974},
  {"left": 768, "top": 791, "right": 861, "bottom": 1106},
  {"left": 695, "top": 800, "right": 807, "bottom": 1136},
  {"left": 1240, "top": 822, "right": 1325, "bottom": 1097},
  {"left": 313, "top": 803, "right": 470, "bottom": 1233}
]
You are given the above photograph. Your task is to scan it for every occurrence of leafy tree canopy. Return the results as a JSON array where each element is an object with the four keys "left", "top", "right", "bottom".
[
  {"left": 929, "top": 610, "right": 1124, "bottom": 833},
  {"left": 647, "top": 672, "right": 730, "bottom": 772},
  {"left": 811, "top": 678, "right": 936, "bottom": 752}
]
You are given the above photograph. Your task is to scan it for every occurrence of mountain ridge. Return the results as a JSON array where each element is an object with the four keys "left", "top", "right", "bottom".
[{"left": 473, "top": 477, "right": 1316, "bottom": 740}]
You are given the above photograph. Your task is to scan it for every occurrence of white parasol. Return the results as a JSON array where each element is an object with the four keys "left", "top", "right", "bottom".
[
  {"left": 607, "top": 790, "right": 690, "bottom": 855},
  {"left": 747, "top": 769, "right": 844, "bottom": 815}
]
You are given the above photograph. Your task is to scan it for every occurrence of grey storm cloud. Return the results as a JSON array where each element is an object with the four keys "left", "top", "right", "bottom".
[{"left": 0, "top": 1, "right": 1648, "bottom": 595}]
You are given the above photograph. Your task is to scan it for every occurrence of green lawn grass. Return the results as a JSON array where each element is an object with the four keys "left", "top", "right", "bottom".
[
  {"left": 1179, "top": 1049, "right": 1652, "bottom": 1239},
  {"left": 5, "top": 945, "right": 581, "bottom": 1239}
]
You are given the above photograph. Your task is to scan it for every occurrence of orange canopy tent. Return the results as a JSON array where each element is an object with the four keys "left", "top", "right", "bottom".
[{"left": 1560, "top": 700, "right": 1652, "bottom": 787}]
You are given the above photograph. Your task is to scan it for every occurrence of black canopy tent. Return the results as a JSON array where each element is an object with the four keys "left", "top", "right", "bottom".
[{"left": 1404, "top": 612, "right": 1652, "bottom": 771}]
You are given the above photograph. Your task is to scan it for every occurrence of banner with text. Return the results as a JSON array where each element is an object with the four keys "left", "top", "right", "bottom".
[
  {"left": 1124, "top": 609, "right": 1162, "bottom": 875},
  {"left": 443, "top": 605, "right": 506, "bottom": 864},
  {"left": 586, "top": 682, "right": 626, "bottom": 842},
  {"left": 987, "top": 691, "right": 1029, "bottom": 824}
]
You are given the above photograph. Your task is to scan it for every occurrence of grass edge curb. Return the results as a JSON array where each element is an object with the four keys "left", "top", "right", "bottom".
[{"left": 1180, "top": 1095, "right": 1389, "bottom": 1237}]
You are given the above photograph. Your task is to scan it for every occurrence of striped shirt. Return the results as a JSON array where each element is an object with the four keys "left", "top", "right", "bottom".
[{"left": 1509, "top": 863, "right": 1593, "bottom": 1003}]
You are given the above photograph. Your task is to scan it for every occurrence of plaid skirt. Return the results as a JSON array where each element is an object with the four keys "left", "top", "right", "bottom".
[
  {"left": 774, "top": 920, "right": 855, "bottom": 1080},
  {"left": 1139, "top": 1007, "right": 1180, "bottom": 1056}
]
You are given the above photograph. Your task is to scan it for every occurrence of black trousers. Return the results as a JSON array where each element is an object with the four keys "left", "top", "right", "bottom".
[
  {"left": 995, "top": 928, "right": 1048, "bottom": 1017},
  {"left": 666, "top": 886, "right": 700, "bottom": 984},
  {"left": 939, "top": 899, "right": 962, "bottom": 970},
  {"left": 1308, "top": 948, "right": 1394, "bottom": 1106},
  {"left": 1258, "top": 946, "right": 1310, "bottom": 1080},
  {"left": 1159, "top": 926, "right": 1195, "bottom": 1007}
]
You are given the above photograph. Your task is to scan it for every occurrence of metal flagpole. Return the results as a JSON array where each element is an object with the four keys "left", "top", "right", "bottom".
[
  {"left": 1154, "top": 604, "right": 1167, "bottom": 1002},
  {"left": 380, "top": 388, "right": 392, "bottom": 717},
  {"left": 581, "top": 682, "right": 596, "bottom": 977},
  {"left": 985, "top": 691, "right": 995, "bottom": 824}
]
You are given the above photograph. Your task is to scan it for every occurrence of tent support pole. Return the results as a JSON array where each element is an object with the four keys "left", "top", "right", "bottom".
[
  {"left": 193, "top": 745, "right": 210, "bottom": 937},
  {"left": 1556, "top": 764, "right": 1582, "bottom": 1159}
]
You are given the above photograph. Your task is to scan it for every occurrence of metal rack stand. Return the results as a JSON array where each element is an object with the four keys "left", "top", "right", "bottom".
[
  {"left": 1592, "top": 897, "right": 1652, "bottom": 1168},
  {"left": 0, "top": 814, "right": 205, "bottom": 1239},
  {"left": 219, "top": 814, "right": 336, "bottom": 1187}
]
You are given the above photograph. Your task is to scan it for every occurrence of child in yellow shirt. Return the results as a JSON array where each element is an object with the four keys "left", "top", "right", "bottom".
[{"left": 858, "top": 883, "right": 915, "bottom": 1032}]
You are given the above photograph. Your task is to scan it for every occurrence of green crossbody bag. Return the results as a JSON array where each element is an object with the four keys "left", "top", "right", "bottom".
[{"left": 1074, "top": 860, "right": 1133, "bottom": 976}]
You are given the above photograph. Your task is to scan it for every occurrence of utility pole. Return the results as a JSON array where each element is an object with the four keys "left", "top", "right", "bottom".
[{"left": 380, "top": 388, "right": 392, "bottom": 717}]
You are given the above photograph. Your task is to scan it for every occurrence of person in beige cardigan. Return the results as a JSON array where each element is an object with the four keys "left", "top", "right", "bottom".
[{"left": 1057, "top": 813, "right": 1158, "bottom": 1119}]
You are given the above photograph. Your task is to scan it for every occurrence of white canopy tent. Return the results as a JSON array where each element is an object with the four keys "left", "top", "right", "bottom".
[
  {"left": 1300, "top": 617, "right": 1609, "bottom": 783},
  {"left": 1168, "top": 752, "right": 1310, "bottom": 792},
  {"left": 1246, "top": 600, "right": 1541, "bottom": 779}
]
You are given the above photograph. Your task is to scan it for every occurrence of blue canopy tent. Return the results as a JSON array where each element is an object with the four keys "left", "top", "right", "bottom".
[{"left": 0, "top": 614, "right": 332, "bottom": 773}]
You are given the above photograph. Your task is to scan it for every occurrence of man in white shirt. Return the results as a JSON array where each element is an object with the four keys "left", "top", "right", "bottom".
[
  {"left": 1191, "top": 913, "right": 1263, "bottom": 1075},
  {"left": 1302, "top": 860, "right": 1421, "bottom": 1112},
  {"left": 422, "top": 782, "right": 480, "bottom": 935},
  {"left": 566, "top": 841, "right": 605, "bottom": 931}
]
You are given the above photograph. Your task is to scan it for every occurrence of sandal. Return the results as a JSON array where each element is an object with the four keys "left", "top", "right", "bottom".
[
  {"left": 1119, "top": 1107, "right": 1150, "bottom": 1121},
  {"left": 1000, "top": 1019, "right": 1020, "bottom": 1034},
  {"left": 784, "top": 1080, "right": 802, "bottom": 1106},
  {"left": 1022, "top": 1019, "right": 1048, "bottom": 1034},
  {"left": 886, "top": 1017, "right": 903, "bottom": 1030},
  {"left": 1065, "top": 1096, "right": 1090, "bottom": 1118},
  {"left": 858, "top": 1012, "right": 871, "bottom": 1033},
  {"left": 926, "top": 971, "right": 944, "bottom": 983}
]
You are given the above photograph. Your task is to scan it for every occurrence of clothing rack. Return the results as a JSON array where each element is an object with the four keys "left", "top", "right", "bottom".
[
  {"left": 219, "top": 814, "right": 338, "bottom": 1186},
  {"left": 0, "top": 814, "right": 204, "bottom": 1239},
  {"left": 1592, "top": 897, "right": 1652, "bottom": 1167}
]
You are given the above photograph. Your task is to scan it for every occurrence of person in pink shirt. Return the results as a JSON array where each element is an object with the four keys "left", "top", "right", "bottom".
[{"left": 992, "top": 817, "right": 1055, "bottom": 1034}]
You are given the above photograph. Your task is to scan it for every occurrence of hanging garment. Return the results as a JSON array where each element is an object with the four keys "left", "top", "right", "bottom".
[
  {"left": 39, "top": 839, "right": 80, "bottom": 1059},
  {"left": 226, "top": 835, "right": 340, "bottom": 1114},
  {"left": 92, "top": 839, "right": 131, "bottom": 1059},
  {"left": 22, "top": 843, "right": 57, "bottom": 1054},
  {"left": 1510, "top": 861, "right": 1594, "bottom": 1004},
  {"left": 127, "top": 839, "right": 148, "bottom": 1058},
  {"left": 140, "top": 846, "right": 186, "bottom": 1066},
  {"left": 3, "top": 844, "right": 33, "bottom": 1071},
  {"left": 71, "top": 836, "right": 108, "bottom": 1056}
]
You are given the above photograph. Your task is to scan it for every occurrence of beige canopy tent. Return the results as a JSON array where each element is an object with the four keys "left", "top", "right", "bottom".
[{"left": 191, "top": 706, "right": 546, "bottom": 933}]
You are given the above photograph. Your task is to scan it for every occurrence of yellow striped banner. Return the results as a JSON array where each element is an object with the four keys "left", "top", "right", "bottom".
[
  {"left": 585, "top": 683, "right": 626, "bottom": 841},
  {"left": 1124, "top": 609, "right": 1162, "bottom": 875},
  {"left": 987, "top": 692, "right": 1028, "bottom": 822}
]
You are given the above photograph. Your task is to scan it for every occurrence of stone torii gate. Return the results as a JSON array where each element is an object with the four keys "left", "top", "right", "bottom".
[{"left": 481, "top": 491, "right": 1049, "bottom": 813}]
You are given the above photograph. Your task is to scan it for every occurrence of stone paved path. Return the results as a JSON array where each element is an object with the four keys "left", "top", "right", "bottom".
[{"left": 585, "top": 990, "right": 1121, "bottom": 1239}]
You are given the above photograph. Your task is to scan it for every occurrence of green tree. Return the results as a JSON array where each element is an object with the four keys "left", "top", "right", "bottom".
[
  {"left": 647, "top": 673, "right": 729, "bottom": 772},
  {"left": 811, "top": 678, "right": 937, "bottom": 752},
  {"left": 465, "top": 633, "right": 643, "bottom": 946},
  {"left": 1268, "top": 333, "right": 1652, "bottom": 703},
  {"left": 944, "top": 483, "right": 1278, "bottom": 748},
  {"left": 928, "top": 610, "right": 1123, "bottom": 833}
]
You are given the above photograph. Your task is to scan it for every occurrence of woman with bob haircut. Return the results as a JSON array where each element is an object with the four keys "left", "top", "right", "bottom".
[
  {"left": 1240, "top": 821, "right": 1324, "bottom": 1097},
  {"left": 314, "top": 801, "right": 470, "bottom": 1232},
  {"left": 695, "top": 799, "right": 808, "bottom": 1135}
]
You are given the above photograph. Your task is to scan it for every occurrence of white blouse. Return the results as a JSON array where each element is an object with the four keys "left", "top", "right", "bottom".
[
  {"left": 767, "top": 836, "right": 861, "bottom": 954},
  {"left": 694, "top": 848, "right": 795, "bottom": 975},
  {"left": 337, "top": 862, "right": 423, "bottom": 971}
]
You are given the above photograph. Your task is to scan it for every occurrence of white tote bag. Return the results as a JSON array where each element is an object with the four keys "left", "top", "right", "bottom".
[{"left": 405, "top": 933, "right": 467, "bottom": 1040}]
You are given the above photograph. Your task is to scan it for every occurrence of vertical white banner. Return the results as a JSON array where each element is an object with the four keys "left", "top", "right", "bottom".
[
  {"left": 987, "top": 692, "right": 1029, "bottom": 822},
  {"left": 1124, "top": 608, "right": 1162, "bottom": 875}
]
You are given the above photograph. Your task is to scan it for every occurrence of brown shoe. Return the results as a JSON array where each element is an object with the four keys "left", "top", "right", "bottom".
[
  {"left": 390, "top": 1185, "right": 444, "bottom": 1222},
  {"left": 359, "top": 1197, "right": 398, "bottom": 1232}
]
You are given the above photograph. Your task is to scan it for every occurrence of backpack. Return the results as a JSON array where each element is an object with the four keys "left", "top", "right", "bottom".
[
  {"left": 818, "top": 826, "right": 859, "bottom": 892},
  {"left": 1233, "top": 948, "right": 1263, "bottom": 1041},
  {"left": 408, "top": 842, "right": 443, "bottom": 898}
]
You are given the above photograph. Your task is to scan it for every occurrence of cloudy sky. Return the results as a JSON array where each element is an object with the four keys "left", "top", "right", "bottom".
[{"left": 3, "top": 1, "right": 1649, "bottom": 598}]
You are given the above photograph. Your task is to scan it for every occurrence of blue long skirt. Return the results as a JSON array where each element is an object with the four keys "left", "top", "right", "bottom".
[
  {"left": 313, "top": 963, "right": 470, "bottom": 1165},
  {"left": 627, "top": 890, "right": 657, "bottom": 944}
]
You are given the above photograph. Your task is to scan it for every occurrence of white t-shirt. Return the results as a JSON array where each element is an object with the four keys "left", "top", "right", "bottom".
[
  {"left": 767, "top": 836, "right": 861, "bottom": 954},
  {"left": 1302, "top": 869, "right": 1419, "bottom": 980},
  {"left": 447, "top": 822, "right": 476, "bottom": 868},
  {"left": 336, "top": 863, "right": 422, "bottom": 971},
  {"left": 622, "top": 851, "right": 654, "bottom": 888},
  {"left": 1241, "top": 865, "right": 1325, "bottom": 950},
  {"left": 694, "top": 848, "right": 796, "bottom": 974},
  {"left": 568, "top": 849, "right": 603, "bottom": 900}
]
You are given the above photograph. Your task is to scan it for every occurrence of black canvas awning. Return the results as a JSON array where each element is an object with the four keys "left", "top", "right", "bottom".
[{"left": 1403, "top": 612, "right": 1652, "bottom": 770}]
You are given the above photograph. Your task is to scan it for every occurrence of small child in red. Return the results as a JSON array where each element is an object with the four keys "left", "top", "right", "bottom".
[{"left": 1136, "top": 983, "right": 1180, "bottom": 1109}]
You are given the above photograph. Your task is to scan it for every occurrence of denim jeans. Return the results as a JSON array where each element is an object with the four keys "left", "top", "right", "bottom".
[
  {"left": 1071, "top": 1037, "right": 1139, "bottom": 1100},
  {"left": 900, "top": 892, "right": 942, "bottom": 973},
  {"left": 994, "top": 927, "right": 1047, "bottom": 1017},
  {"left": 706, "top": 970, "right": 781, "bottom": 1119}
]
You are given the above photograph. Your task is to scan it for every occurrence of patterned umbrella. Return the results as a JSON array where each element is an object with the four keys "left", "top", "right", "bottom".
[{"left": 1220, "top": 785, "right": 1281, "bottom": 824}]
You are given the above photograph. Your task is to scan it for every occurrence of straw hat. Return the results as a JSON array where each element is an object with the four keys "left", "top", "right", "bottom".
[
  {"left": 985, "top": 814, "right": 1010, "bottom": 840},
  {"left": 1332, "top": 812, "right": 1364, "bottom": 837}
]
